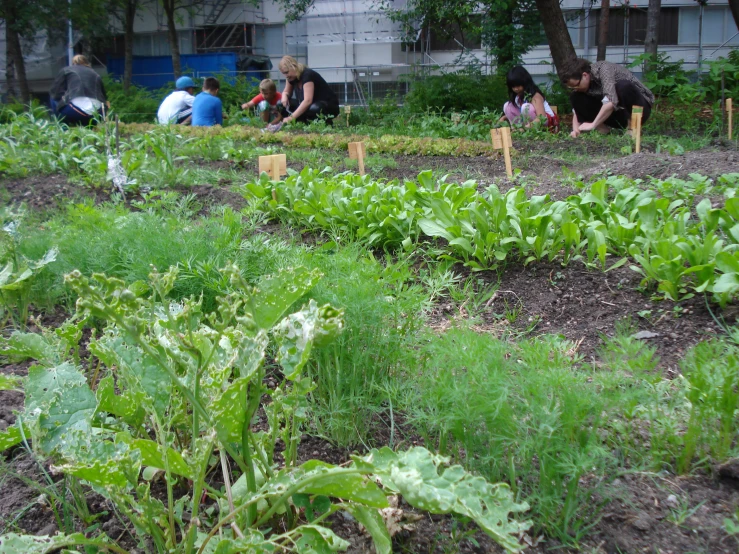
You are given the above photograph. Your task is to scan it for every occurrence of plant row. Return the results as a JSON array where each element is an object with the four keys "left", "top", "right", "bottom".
[
  {"left": 0, "top": 109, "right": 273, "bottom": 187},
  {"left": 246, "top": 169, "right": 739, "bottom": 303}
]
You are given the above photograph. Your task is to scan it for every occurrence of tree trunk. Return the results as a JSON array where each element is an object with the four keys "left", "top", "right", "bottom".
[
  {"left": 644, "top": 0, "right": 661, "bottom": 72},
  {"left": 494, "top": 4, "right": 516, "bottom": 74},
  {"left": 534, "top": 0, "right": 577, "bottom": 79},
  {"left": 729, "top": 0, "right": 739, "bottom": 33},
  {"left": 5, "top": 35, "right": 17, "bottom": 99},
  {"left": 597, "top": 0, "right": 610, "bottom": 61},
  {"left": 162, "top": 0, "right": 181, "bottom": 79},
  {"left": 5, "top": 20, "right": 30, "bottom": 104},
  {"left": 123, "top": 0, "right": 137, "bottom": 91}
]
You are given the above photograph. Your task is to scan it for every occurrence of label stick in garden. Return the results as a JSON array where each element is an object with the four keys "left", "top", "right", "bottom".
[
  {"left": 631, "top": 107, "right": 643, "bottom": 154},
  {"left": 551, "top": 106, "right": 558, "bottom": 115},
  {"left": 344, "top": 105, "right": 351, "bottom": 126},
  {"left": 727, "top": 98, "right": 733, "bottom": 140},
  {"left": 348, "top": 141, "right": 366, "bottom": 176},
  {"left": 259, "top": 154, "right": 287, "bottom": 199},
  {"left": 490, "top": 128, "right": 513, "bottom": 178}
]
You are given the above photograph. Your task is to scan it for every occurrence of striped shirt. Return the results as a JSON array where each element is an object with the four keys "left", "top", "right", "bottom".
[{"left": 587, "top": 61, "right": 655, "bottom": 109}]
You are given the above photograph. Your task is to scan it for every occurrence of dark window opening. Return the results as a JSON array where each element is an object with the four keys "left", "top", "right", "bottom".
[
  {"left": 595, "top": 7, "right": 678, "bottom": 46},
  {"left": 196, "top": 24, "right": 253, "bottom": 53},
  {"left": 429, "top": 16, "right": 482, "bottom": 50}
]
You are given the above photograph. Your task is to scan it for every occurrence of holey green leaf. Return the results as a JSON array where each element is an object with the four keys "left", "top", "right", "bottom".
[
  {"left": 54, "top": 431, "right": 142, "bottom": 489},
  {"left": 355, "top": 447, "right": 530, "bottom": 553},
  {"left": 0, "top": 532, "right": 97, "bottom": 554},
  {"left": 274, "top": 300, "right": 344, "bottom": 379},
  {"left": 24, "top": 363, "right": 96, "bottom": 455}
]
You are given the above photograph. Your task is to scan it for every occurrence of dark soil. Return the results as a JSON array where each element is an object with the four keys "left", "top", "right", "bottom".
[
  {"left": 439, "top": 260, "right": 721, "bottom": 371},
  {"left": 0, "top": 174, "right": 246, "bottom": 215}
]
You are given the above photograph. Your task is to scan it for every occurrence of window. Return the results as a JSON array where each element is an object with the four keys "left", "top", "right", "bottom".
[
  {"left": 132, "top": 32, "right": 194, "bottom": 56},
  {"left": 429, "top": 16, "right": 482, "bottom": 51},
  {"left": 594, "top": 7, "right": 678, "bottom": 46},
  {"left": 679, "top": 7, "right": 739, "bottom": 46},
  {"left": 196, "top": 24, "right": 252, "bottom": 53}
]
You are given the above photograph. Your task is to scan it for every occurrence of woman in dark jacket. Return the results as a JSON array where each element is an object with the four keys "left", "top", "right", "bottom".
[
  {"left": 278, "top": 55, "right": 339, "bottom": 126},
  {"left": 50, "top": 55, "right": 108, "bottom": 126}
]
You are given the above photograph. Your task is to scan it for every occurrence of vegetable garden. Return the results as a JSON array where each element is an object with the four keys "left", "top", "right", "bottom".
[{"left": 1, "top": 85, "right": 739, "bottom": 554}]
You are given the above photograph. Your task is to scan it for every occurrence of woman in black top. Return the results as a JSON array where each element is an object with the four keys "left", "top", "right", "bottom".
[{"left": 278, "top": 56, "right": 340, "bottom": 125}]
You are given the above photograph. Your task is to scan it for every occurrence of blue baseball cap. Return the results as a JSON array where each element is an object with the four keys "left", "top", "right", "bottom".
[{"left": 176, "top": 76, "right": 195, "bottom": 89}]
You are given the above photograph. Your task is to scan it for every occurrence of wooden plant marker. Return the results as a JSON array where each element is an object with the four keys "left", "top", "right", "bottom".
[
  {"left": 727, "top": 98, "right": 733, "bottom": 140},
  {"left": 258, "top": 154, "right": 287, "bottom": 200},
  {"left": 551, "top": 105, "right": 558, "bottom": 116},
  {"left": 344, "top": 105, "right": 351, "bottom": 127},
  {"left": 490, "top": 127, "right": 513, "bottom": 178},
  {"left": 348, "top": 141, "right": 366, "bottom": 176},
  {"left": 631, "top": 107, "right": 643, "bottom": 154}
]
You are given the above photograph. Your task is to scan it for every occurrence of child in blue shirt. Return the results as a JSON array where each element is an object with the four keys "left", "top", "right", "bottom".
[{"left": 191, "top": 77, "right": 223, "bottom": 126}]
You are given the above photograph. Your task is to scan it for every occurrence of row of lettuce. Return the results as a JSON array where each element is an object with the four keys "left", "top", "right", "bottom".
[{"left": 247, "top": 169, "right": 739, "bottom": 304}]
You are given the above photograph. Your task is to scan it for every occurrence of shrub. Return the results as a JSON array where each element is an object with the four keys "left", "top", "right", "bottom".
[
  {"left": 104, "top": 75, "right": 163, "bottom": 124},
  {"left": 404, "top": 68, "right": 508, "bottom": 113}
]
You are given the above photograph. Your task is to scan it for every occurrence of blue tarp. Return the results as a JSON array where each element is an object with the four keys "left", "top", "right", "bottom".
[{"left": 107, "top": 53, "right": 238, "bottom": 89}]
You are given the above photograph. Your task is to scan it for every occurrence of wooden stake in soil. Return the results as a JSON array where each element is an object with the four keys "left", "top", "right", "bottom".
[
  {"left": 344, "top": 105, "right": 351, "bottom": 127},
  {"left": 727, "top": 98, "right": 733, "bottom": 140},
  {"left": 551, "top": 105, "right": 558, "bottom": 116},
  {"left": 348, "top": 141, "right": 366, "bottom": 176},
  {"left": 258, "top": 154, "right": 287, "bottom": 200},
  {"left": 490, "top": 128, "right": 513, "bottom": 178},
  {"left": 631, "top": 107, "right": 643, "bottom": 154}
]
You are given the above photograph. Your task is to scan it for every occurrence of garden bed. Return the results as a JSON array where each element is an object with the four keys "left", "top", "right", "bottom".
[{"left": 2, "top": 119, "right": 739, "bottom": 553}]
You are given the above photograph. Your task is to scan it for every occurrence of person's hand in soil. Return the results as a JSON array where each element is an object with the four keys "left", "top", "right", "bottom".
[
  {"left": 570, "top": 128, "right": 581, "bottom": 138},
  {"left": 578, "top": 121, "right": 595, "bottom": 132}
]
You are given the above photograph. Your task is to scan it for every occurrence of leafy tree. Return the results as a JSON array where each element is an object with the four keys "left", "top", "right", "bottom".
[
  {"left": 0, "top": 0, "right": 52, "bottom": 103},
  {"left": 534, "top": 0, "right": 576, "bottom": 79},
  {"left": 109, "top": 0, "right": 143, "bottom": 91},
  {"left": 272, "top": 0, "right": 575, "bottom": 77},
  {"left": 1, "top": 0, "right": 117, "bottom": 105},
  {"left": 375, "top": 0, "right": 544, "bottom": 74}
]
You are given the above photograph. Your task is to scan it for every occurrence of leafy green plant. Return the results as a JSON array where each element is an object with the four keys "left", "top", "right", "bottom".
[
  {"left": 0, "top": 265, "right": 530, "bottom": 553},
  {"left": 0, "top": 209, "right": 58, "bottom": 329},
  {"left": 677, "top": 341, "right": 739, "bottom": 473}
]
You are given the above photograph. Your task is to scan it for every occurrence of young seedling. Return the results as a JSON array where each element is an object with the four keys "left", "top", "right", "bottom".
[
  {"left": 258, "top": 154, "right": 287, "bottom": 200},
  {"left": 348, "top": 141, "right": 366, "bottom": 176},
  {"left": 490, "top": 127, "right": 513, "bottom": 178},
  {"left": 631, "top": 107, "right": 643, "bottom": 153},
  {"left": 727, "top": 98, "right": 733, "bottom": 140}
]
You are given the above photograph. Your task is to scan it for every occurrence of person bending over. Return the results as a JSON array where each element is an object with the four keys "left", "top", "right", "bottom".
[
  {"left": 192, "top": 77, "right": 223, "bottom": 127},
  {"left": 50, "top": 55, "right": 108, "bottom": 126},
  {"left": 561, "top": 58, "right": 654, "bottom": 138},
  {"left": 241, "top": 78, "right": 283, "bottom": 125},
  {"left": 157, "top": 76, "right": 196, "bottom": 125},
  {"left": 278, "top": 56, "right": 340, "bottom": 126},
  {"left": 500, "top": 65, "right": 559, "bottom": 132}
]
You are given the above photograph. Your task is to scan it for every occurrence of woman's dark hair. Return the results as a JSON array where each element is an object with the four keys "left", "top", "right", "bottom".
[
  {"left": 560, "top": 58, "right": 592, "bottom": 83},
  {"left": 506, "top": 66, "right": 544, "bottom": 105}
]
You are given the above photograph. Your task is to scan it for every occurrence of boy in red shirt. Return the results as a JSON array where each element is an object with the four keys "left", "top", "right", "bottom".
[{"left": 241, "top": 79, "right": 283, "bottom": 125}]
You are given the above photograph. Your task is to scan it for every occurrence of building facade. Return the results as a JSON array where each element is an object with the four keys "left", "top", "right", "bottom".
[{"left": 1, "top": 0, "right": 737, "bottom": 100}]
